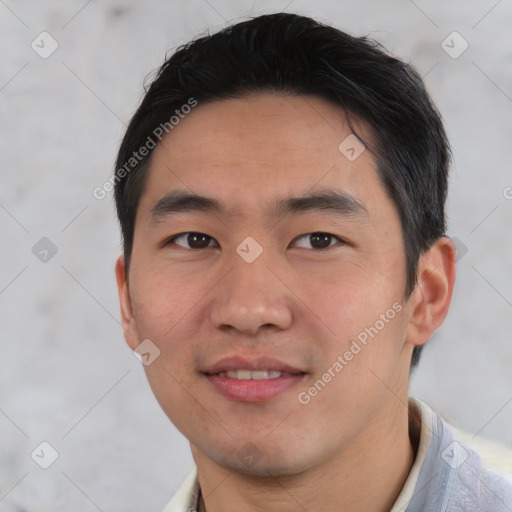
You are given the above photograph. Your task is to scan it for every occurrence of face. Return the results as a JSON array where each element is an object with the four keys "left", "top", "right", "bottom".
[{"left": 117, "top": 93, "right": 423, "bottom": 476}]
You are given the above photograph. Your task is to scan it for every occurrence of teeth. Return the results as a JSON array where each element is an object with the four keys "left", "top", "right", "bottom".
[
  {"left": 217, "top": 369, "right": 283, "bottom": 379},
  {"left": 230, "top": 369, "right": 251, "bottom": 380},
  {"left": 252, "top": 370, "right": 269, "bottom": 380}
]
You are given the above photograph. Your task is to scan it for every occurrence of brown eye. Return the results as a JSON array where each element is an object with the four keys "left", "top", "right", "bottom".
[
  {"left": 309, "top": 233, "right": 334, "bottom": 249},
  {"left": 292, "top": 232, "right": 344, "bottom": 250},
  {"left": 169, "top": 232, "right": 217, "bottom": 249}
]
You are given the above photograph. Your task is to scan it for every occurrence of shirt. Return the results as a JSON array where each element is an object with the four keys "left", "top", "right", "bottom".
[{"left": 162, "top": 399, "right": 512, "bottom": 511}]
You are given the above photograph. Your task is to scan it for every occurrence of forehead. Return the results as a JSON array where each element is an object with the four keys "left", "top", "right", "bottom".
[{"left": 138, "top": 93, "right": 389, "bottom": 219}]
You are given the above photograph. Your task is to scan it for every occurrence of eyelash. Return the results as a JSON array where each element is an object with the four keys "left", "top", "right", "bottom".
[{"left": 165, "top": 232, "right": 346, "bottom": 251}]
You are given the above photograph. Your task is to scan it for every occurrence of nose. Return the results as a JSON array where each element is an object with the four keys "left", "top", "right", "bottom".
[{"left": 209, "top": 252, "right": 293, "bottom": 337}]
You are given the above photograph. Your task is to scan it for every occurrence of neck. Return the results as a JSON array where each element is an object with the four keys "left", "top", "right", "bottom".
[{"left": 192, "top": 398, "right": 419, "bottom": 512}]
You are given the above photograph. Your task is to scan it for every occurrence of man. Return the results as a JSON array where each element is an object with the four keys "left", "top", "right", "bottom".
[{"left": 114, "top": 13, "right": 512, "bottom": 512}]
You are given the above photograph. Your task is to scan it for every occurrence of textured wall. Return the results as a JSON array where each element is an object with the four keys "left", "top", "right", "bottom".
[{"left": 1, "top": 0, "right": 511, "bottom": 510}]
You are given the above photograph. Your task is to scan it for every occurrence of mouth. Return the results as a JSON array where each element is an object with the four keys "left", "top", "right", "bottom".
[{"left": 203, "top": 356, "right": 307, "bottom": 403}]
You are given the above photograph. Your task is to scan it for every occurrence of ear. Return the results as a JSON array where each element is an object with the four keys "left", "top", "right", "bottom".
[
  {"left": 115, "top": 255, "right": 140, "bottom": 351},
  {"left": 405, "top": 237, "right": 456, "bottom": 347}
]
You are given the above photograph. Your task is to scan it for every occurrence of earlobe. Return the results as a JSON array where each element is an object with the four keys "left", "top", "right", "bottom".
[
  {"left": 405, "top": 237, "right": 456, "bottom": 347},
  {"left": 115, "top": 255, "right": 140, "bottom": 351}
]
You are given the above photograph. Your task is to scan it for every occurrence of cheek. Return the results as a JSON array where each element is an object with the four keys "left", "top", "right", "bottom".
[
  {"left": 301, "top": 264, "right": 387, "bottom": 332},
  {"left": 128, "top": 265, "right": 211, "bottom": 378},
  {"left": 131, "top": 263, "right": 202, "bottom": 333},
  {"left": 303, "top": 262, "right": 407, "bottom": 366},
  {"left": 130, "top": 268, "right": 208, "bottom": 427}
]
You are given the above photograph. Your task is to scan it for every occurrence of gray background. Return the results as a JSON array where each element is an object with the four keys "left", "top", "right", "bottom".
[{"left": 1, "top": 0, "right": 511, "bottom": 510}]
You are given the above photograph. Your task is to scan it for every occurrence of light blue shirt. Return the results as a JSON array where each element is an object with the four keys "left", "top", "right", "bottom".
[{"left": 163, "top": 399, "right": 512, "bottom": 511}]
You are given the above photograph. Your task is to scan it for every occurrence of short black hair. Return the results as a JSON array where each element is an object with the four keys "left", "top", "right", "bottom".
[{"left": 114, "top": 12, "right": 451, "bottom": 368}]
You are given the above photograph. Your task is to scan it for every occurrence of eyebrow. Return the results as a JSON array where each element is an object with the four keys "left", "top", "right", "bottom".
[{"left": 150, "top": 188, "right": 368, "bottom": 222}]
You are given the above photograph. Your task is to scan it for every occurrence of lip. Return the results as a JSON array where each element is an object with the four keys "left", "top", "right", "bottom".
[
  {"left": 203, "top": 355, "right": 307, "bottom": 403},
  {"left": 205, "top": 373, "right": 306, "bottom": 403},
  {"left": 203, "top": 355, "right": 305, "bottom": 375}
]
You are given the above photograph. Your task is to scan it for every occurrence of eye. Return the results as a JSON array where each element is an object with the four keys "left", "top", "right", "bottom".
[
  {"left": 291, "top": 232, "right": 345, "bottom": 250},
  {"left": 166, "top": 232, "right": 218, "bottom": 249}
]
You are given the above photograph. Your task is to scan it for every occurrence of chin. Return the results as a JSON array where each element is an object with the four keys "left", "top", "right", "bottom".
[
  {"left": 222, "top": 456, "right": 309, "bottom": 478},
  {"left": 204, "top": 440, "right": 321, "bottom": 478}
]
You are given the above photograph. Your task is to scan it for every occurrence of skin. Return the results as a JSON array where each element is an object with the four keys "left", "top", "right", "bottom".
[{"left": 116, "top": 93, "right": 456, "bottom": 512}]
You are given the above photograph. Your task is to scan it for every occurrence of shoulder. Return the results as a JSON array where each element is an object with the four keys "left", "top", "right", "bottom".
[
  {"left": 412, "top": 399, "right": 512, "bottom": 511},
  {"left": 450, "top": 450, "right": 512, "bottom": 511}
]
